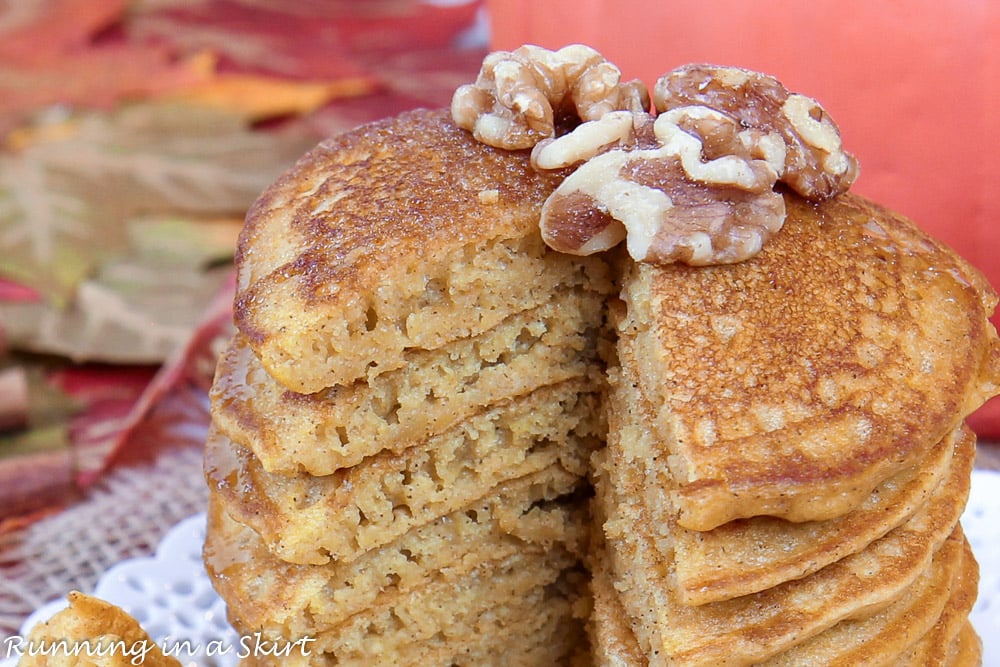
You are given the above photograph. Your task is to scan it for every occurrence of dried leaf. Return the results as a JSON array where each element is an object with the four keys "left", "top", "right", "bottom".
[
  {"left": 128, "top": 0, "right": 378, "bottom": 80},
  {"left": 0, "top": 425, "right": 76, "bottom": 527},
  {"left": 0, "top": 102, "right": 313, "bottom": 305},
  {"left": 0, "top": 0, "right": 211, "bottom": 135},
  {"left": 166, "top": 70, "right": 376, "bottom": 120},
  {"left": 1, "top": 213, "right": 239, "bottom": 362},
  {"left": 0, "top": 0, "right": 127, "bottom": 63}
]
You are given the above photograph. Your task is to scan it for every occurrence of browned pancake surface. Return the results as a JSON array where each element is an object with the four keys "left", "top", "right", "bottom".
[
  {"left": 620, "top": 193, "right": 1000, "bottom": 529},
  {"left": 234, "top": 108, "right": 613, "bottom": 393}
]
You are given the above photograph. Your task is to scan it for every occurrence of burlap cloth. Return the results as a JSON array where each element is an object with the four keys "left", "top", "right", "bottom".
[{"left": 0, "top": 388, "right": 211, "bottom": 643}]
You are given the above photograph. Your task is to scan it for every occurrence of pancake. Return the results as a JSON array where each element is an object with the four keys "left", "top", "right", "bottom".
[
  {"left": 589, "top": 529, "right": 973, "bottom": 667},
  {"left": 589, "top": 535, "right": 646, "bottom": 667},
  {"left": 238, "top": 577, "right": 586, "bottom": 667},
  {"left": 894, "top": 532, "right": 979, "bottom": 666},
  {"left": 229, "top": 550, "right": 580, "bottom": 665},
  {"left": 212, "top": 287, "right": 607, "bottom": 476},
  {"left": 764, "top": 527, "right": 969, "bottom": 666},
  {"left": 234, "top": 108, "right": 613, "bottom": 393},
  {"left": 672, "top": 422, "right": 967, "bottom": 605},
  {"left": 617, "top": 192, "right": 1000, "bottom": 530},
  {"left": 204, "top": 467, "right": 588, "bottom": 636},
  {"left": 592, "top": 392, "right": 972, "bottom": 667},
  {"left": 206, "top": 379, "right": 600, "bottom": 564},
  {"left": 15, "top": 592, "right": 181, "bottom": 667},
  {"left": 946, "top": 623, "right": 984, "bottom": 667}
]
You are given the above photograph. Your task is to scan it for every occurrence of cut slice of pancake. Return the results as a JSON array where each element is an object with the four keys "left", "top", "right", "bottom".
[
  {"left": 212, "top": 286, "right": 608, "bottom": 476},
  {"left": 206, "top": 379, "right": 601, "bottom": 564},
  {"left": 592, "top": 396, "right": 972, "bottom": 667},
  {"left": 239, "top": 575, "right": 586, "bottom": 667},
  {"left": 230, "top": 549, "right": 580, "bottom": 665},
  {"left": 616, "top": 192, "right": 1000, "bottom": 530},
  {"left": 204, "top": 466, "right": 589, "bottom": 635},
  {"left": 235, "top": 108, "right": 614, "bottom": 393},
  {"left": 764, "top": 526, "right": 969, "bottom": 666},
  {"left": 672, "top": 419, "right": 971, "bottom": 605},
  {"left": 589, "top": 539, "right": 646, "bottom": 667}
]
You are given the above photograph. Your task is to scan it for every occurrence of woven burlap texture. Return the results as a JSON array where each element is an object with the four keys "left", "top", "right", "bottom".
[{"left": 0, "top": 391, "right": 210, "bottom": 643}]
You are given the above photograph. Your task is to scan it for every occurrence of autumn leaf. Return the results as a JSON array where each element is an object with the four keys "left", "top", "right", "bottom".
[
  {"left": 0, "top": 0, "right": 210, "bottom": 135},
  {"left": 165, "top": 70, "right": 376, "bottom": 121},
  {"left": 127, "top": 0, "right": 379, "bottom": 81},
  {"left": 0, "top": 102, "right": 314, "bottom": 305},
  {"left": 0, "top": 0, "right": 127, "bottom": 63},
  {"left": 0, "top": 215, "right": 238, "bottom": 363}
]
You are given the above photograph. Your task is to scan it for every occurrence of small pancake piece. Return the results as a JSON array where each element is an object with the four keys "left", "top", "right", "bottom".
[
  {"left": 618, "top": 193, "right": 1000, "bottom": 530},
  {"left": 15, "top": 592, "right": 181, "bottom": 667},
  {"left": 235, "top": 108, "right": 613, "bottom": 393}
]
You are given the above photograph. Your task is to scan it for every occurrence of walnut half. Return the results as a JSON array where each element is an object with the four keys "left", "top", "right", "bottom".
[
  {"left": 538, "top": 106, "right": 786, "bottom": 265},
  {"left": 653, "top": 64, "right": 859, "bottom": 200},
  {"left": 453, "top": 49, "right": 859, "bottom": 267},
  {"left": 538, "top": 62, "right": 858, "bottom": 265},
  {"left": 450, "top": 44, "right": 649, "bottom": 150}
]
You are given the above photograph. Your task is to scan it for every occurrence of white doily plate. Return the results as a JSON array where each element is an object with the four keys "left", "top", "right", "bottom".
[
  {"left": 1, "top": 514, "right": 239, "bottom": 667},
  {"left": 3, "top": 470, "right": 1000, "bottom": 666}
]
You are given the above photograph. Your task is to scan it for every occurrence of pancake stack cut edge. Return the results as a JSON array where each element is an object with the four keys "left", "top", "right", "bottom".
[
  {"left": 199, "top": 104, "right": 1000, "bottom": 666},
  {"left": 203, "top": 109, "right": 611, "bottom": 665}
]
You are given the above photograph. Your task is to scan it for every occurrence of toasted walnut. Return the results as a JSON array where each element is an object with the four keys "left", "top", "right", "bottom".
[
  {"left": 451, "top": 44, "right": 649, "bottom": 150},
  {"left": 653, "top": 63, "right": 859, "bottom": 200},
  {"left": 538, "top": 105, "right": 786, "bottom": 265}
]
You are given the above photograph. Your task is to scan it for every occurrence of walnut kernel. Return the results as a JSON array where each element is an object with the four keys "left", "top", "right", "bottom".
[
  {"left": 451, "top": 44, "right": 649, "bottom": 150},
  {"left": 539, "top": 106, "right": 786, "bottom": 265},
  {"left": 653, "top": 64, "right": 859, "bottom": 200}
]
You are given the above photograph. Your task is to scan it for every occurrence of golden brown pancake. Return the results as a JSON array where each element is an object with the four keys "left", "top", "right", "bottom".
[
  {"left": 616, "top": 193, "right": 1000, "bottom": 531},
  {"left": 894, "top": 532, "right": 979, "bottom": 666},
  {"left": 234, "top": 108, "right": 613, "bottom": 394},
  {"left": 212, "top": 288, "right": 606, "bottom": 476},
  {"left": 239, "top": 579, "right": 586, "bottom": 667},
  {"left": 765, "top": 527, "right": 970, "bottom": 666},
  {"left": 15, "top": 592, "right": 181, "bottom": 667},
  {"left": 204, "top": 467, "right": 588, "bottom": 636},
  {"left": 592, "top": 394, "right": 972, "bottom": 667},
  {"left": 589, "top": 534, "right": 646, "bottom": 667},
  {"left": 673, "top": 419, "right": 970, "bottom": 605},
  {"left": 206, "top": 379, "right": 600, "bottom": 564},
  {"left": 590, "top": 528, "right": 974, "bottom": 667},
  {"left": 946, "top": 623, "right": 984, "bottom": 667},
  {"left": 228, "top": 549, "right": 580, "bottom": 666}
]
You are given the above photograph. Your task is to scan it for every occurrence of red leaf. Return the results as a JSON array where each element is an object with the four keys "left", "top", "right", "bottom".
[
  {"left": 0, "top": 0, "right": 127, "bottom": 63},
  {"left": 65, "top": 271, "right": 235, "bottom": 485},
  {"left": 0, "top": 278, "right": 40, "bottom": 303}
]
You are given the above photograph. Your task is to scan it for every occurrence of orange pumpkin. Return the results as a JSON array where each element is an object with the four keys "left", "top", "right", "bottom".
[{"left": 488, "top": 0, "right": 1000, "bottom": 434}]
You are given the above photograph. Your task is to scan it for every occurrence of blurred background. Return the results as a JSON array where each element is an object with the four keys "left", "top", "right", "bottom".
[{"left": 0, "top": 0, "right": 997, "bottom": 638}]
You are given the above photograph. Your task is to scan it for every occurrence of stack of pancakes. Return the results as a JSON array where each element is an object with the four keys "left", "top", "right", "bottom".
[
  {"left": 202, "top": 108, "right": 1000, "bottom": 665},
  {"left": 591, "top": 194, "right": 1000, "bottom": 665},
  {"left": 202, "top": 109, "right": 614, "bottom": 665}
]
